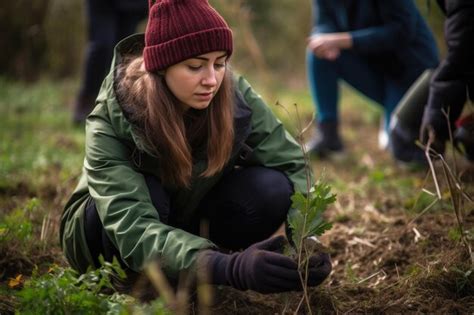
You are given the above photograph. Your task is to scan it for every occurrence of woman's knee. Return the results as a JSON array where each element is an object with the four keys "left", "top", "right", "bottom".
[{"left": 242, "top": 167, "right": 293, "bottom": 219}]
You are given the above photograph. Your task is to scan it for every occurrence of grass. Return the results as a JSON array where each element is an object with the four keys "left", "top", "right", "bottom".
[
  {"left": 0, "top": 76, "right": 473, "bottom": 314},
  {"left": 0, "top": 78, "right": 84, "bottom": 194}
]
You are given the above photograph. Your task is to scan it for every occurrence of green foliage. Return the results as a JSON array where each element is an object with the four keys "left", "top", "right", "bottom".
[
  {"left": 288, "top": 180, "right": 335, "bottom": 254},
  {"left": 344, "top": 263, "right": 359, "bottom": 284},
  {"left": 0, "top": 78, "right": 84, "bottom": 191},
  {"left": 16, "top": 259, "right": 171, "bottom": 315},
  {"left": 448, "top": 227, "right": 462, "bottom": 242},
  {"left": 403, "top": 190, "right": 443, "bottom": 214},
  {"left": 452, "top": 267, "right": 474, "bottom": 295},
  {"left": 0, "top": 199, "right": 38, "bottom": 247}
]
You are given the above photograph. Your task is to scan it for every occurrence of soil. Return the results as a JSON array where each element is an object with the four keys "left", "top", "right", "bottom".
[
  {"left": 1, "top": 105, "right": 473, "bottom": 314},
  {"left": 204, "top": 111, "right": 474, "bottom": 314}
]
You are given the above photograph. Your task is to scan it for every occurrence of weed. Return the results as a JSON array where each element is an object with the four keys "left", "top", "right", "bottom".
[
  {"left": 344, "top": 263, "right": 360, "bottom": 284},
  {"left": 419, "top": 108, "right": 474, "bottom": 265},
  {"left": 0, "top": 198, "right": 38, "bottom": 247},
  {"left": 448, "top": 227, "right": 462, "bottom": 242},
  {"left": 15, "top": 258, "right": 171, "bottom": 315},
  {"left": 452, "top": 267, "right": 473, "bottom": 295}
]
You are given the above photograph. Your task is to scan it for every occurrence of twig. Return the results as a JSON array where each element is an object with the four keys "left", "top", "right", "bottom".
[
  {"left": 144, "top": 261, "right": 176, "bottom": 308},
  {"left": 438, "top": 155, "right": 474, "bottom": 203},
  {"left": 295, "top": 294, "right": 306, "bottom": 315},
  {"left": 440, "top": 159, "right": 474, "bottom": 265},
  {"left": 442, "top": 108, "right": 458, "bottom": 175},
  {"left": 412, "top": 227, "right": 424, "bottom": 243},
  {"left": 293, "top": 102, "right": 314, "bottom": 315},
  {"left": 356, "top": 270, "right": 386, "bottom": 284},
  {"left": 407, "top": 198, "right": 439, "bottom": 226},
  {"left": 424, "top": 133, "right": 442, "bottom": 199}
]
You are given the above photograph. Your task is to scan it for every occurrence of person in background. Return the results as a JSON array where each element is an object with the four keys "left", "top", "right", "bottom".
[
  {"left": 389, "top": 0, "right": 474, "bottom": 165},
  {"left": 61, "top": 0, "right": 332, "bottom": 296},
  {"left": 305, "top": 0, "right": 439, "bottom": 157},
  {"left": 72, "top": 0, "right": 147, "bottom": 124}
]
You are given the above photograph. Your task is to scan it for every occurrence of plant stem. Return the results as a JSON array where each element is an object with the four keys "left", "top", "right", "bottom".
[
  {"left": 440, "top": 160, "right": 474, "bottom": 265},
  {"left": 293, "top": 103, "right": 313, "bottom": 315}
]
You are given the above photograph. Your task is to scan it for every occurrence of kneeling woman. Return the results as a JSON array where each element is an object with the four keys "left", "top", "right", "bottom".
[{"left": 60, "top": 0, "right": 331, "bottom": 294}]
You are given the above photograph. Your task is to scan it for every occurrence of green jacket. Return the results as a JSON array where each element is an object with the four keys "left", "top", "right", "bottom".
[{"left": 60, "top": 34, "right": 308, "bottom": 280}]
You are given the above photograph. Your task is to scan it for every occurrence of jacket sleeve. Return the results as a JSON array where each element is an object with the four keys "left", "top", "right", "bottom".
[
  {"left": 312, "top": 0, "right": 338, "bottom": 35},
  {"left": 236, "top": 76, "right": 310, "bottom": 193},
  {"left": 350, "top": 0, "right": 419, "bottom": 53},
  {"left": 84, "top": 103, "right": 215, "bottom": 278},
  {"left": 424, "top": 1, "right": 474, "bottom": 135}
]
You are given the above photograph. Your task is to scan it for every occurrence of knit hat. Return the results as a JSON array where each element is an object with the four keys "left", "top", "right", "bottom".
[{"left": 144, "top": 0, "right": 233, "bottom": 72}]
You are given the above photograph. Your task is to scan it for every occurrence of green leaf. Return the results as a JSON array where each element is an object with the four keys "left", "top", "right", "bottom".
[
  {"left": 291, "top": 192, "right": 308, "bottom": 215},
  {"left": 287, "top": 179, "right": 335, "bottom": 254}
]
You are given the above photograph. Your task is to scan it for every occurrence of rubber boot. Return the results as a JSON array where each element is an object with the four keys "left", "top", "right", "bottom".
[
  {"left": 388, "top": 70, "right": 433, "bottom": 165},
  {"left": 305, "top": 121, "right": 344, "bottom": 158}
]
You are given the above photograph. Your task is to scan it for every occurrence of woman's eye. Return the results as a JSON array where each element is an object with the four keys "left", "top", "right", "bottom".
[
  {"left": 187, "top": 65, "right": 202, "bottom": 71},
  {"left": 214, "top": 63, "right": 226, "bottom": 69}
]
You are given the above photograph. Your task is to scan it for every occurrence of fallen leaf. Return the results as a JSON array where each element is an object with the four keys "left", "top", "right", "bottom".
[{"left": 8, "top": 274, "right": 23, "bottom": 288}]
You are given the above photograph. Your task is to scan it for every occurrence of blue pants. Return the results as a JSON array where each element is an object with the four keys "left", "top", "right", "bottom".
[
  {"left": 84, "top": 166, "right": 293, "bottom": 268},
  {"left": 307, "top": 51, "right": 418, "bottom": 129}
]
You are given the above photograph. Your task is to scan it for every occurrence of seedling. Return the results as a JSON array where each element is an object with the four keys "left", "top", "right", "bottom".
[
  {"left": 288, "top": 181, "right": 335, "bottom": 261},
  {"left": 277, "top": 101, "right": 335, "bottom": 314}
]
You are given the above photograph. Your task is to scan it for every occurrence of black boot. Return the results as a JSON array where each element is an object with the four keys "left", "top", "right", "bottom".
[
  {"left": 305, "top": 121, "right": 344, "bottom": 158},
  {"left": 389, "top": 122, "right": 427, "bottom": 167}
]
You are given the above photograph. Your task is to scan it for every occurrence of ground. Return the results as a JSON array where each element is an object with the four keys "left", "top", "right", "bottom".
[
  {"left": 0, "top": 80, "right": 473, "bottom": 314},
  {"left": 207, "top": 100, "right": 474, "bottom": 314}
]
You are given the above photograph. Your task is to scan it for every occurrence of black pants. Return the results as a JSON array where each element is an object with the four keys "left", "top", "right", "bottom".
[
  {"left": 84, "top": 166, "right": 293, "bottom": 268},
  {"left": 77, "top": 0, "right": 146, "bottom": 101}
]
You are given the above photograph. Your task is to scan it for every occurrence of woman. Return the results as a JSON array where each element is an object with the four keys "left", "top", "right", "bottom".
[
  {"left": 60, "top": 0, "right": 331, "bottom": 295},
  {"left": 305, "top": 0, "right": 439, "bottom": 156}
]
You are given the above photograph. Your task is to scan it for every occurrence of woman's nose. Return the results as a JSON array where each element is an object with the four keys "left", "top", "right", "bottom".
[{"left": 202, "top": 67, "right": 217, "bottom": 86}]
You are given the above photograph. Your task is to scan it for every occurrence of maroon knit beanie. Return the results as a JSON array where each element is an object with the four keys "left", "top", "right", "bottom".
[{"left": 144, "top": 0, "right": 233, "bottom": 72}]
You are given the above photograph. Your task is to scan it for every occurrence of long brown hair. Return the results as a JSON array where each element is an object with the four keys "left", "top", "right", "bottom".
[{"left": 116, "top": 55, "right": 234, "bottom": 188}]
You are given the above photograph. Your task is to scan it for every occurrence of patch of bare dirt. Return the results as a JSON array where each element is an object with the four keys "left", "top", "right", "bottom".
[{"left": 205, "top": 111, "right": 474, "bottom": 314}]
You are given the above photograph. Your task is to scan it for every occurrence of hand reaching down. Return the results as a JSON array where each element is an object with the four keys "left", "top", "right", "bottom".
[{"left": 199, "top": 235, "right": 332, "bottom": 294}]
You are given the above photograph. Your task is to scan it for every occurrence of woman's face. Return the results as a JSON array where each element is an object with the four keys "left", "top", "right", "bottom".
[{"left": 165, "top": 51, "right": 227, "bottom": 111}]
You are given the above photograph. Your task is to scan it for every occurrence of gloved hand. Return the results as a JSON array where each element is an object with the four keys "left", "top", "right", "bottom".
[
  {"left": 420, "top": 108, "right": 447, "bottom": 155},
  {"left": 198, "top": 235, "right": 331, "bottom": 294}
]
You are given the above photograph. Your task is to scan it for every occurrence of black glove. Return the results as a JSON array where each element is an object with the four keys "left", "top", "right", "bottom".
[
  {"left": 199, "top": 236, "right": 331, "bottom": 294},
  {"left": 420, "top": 108, "right": 447, "bottom": 155}
]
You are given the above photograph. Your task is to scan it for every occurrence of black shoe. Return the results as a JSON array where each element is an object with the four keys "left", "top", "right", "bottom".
[
  {"left": 305, "top": 121, "right": 344, "bottom": 158},
  {"left": 389, "top": 123, "right": 427, "bottom": 167}
]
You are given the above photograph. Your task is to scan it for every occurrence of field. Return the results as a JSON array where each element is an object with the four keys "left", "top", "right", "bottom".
[{"left": 1, "top": 78, "right": 473, "bottom": 314}]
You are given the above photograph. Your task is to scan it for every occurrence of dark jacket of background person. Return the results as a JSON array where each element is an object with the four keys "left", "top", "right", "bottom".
[
  {"left": 312, "top": 0, "right": 439, "bottom": 82},
  {"left": 422, "top": 0, "right": 474, "bottom": 141},
  {"left": 60, "top": 34, "right": 308, "bottom": 279}
]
